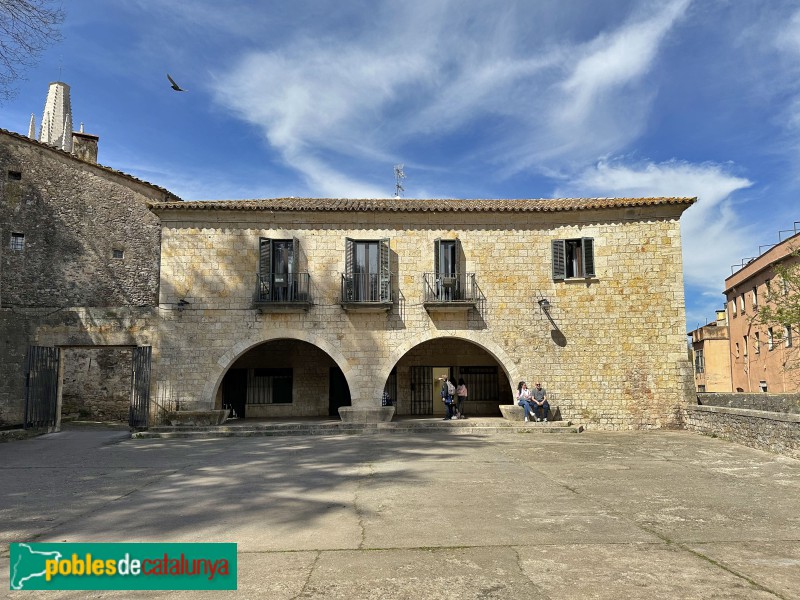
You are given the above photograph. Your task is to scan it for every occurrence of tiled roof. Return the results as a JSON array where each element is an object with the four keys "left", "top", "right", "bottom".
[
  {"left": 0, "top": 127, "right": 181, "bottom": 201},
  {"left": 148, "top": 196, "right": 696, "bottom": 213}
]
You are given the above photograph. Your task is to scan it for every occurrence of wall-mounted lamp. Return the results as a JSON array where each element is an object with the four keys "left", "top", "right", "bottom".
[{"left": 537, "top": 298, "right": 551, "bottom": 311}]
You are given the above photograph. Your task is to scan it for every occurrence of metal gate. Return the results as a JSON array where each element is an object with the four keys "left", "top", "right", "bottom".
[
  {"left": 410, "top": 366, "right": 433, "bottom": 415},
  {"left": 23, "top": 346, "right": 60, "bottom": 429},
  {"left": 129, "top": 346, "right": 152, "bottom": 428}
]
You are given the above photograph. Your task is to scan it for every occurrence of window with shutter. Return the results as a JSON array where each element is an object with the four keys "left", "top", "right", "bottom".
[{"left": 552, "top": 238, "right": 595, "bottom": 279}]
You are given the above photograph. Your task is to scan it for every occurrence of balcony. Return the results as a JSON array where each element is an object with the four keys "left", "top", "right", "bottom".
[
  {"left": 341, "top": 273, "right": 394, "bottom": 312},
  {"left": 423, "top": 272, "right": 478, "bottom": 312},
  {"left": 254, "top": 272, "right": 312, "bottom": 312}
]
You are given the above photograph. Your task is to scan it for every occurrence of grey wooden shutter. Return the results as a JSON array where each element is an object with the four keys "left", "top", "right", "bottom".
[
  {"left": 380, "top": 238, "right": 391, "bottom": 302},
  {"left": 344, "top": 238, "right": 354, "bottom": 300},
  {"left": 291, "top": 237, "right": 299, "bottom": 273},
  {"left": 552, "top": 239, "right": 566, "bottom": 280},
  {"left": 259, "top": 237, "right": 272, "bottom": 301},
  {"left": 433, "top": 238, "right": 441, "bottom": 277},
  {"left": 455, "top": 238, "right": 464, "bottom": 275},
  {"left": 582, "top": 238, "right": 595, "bottom": 277},
  {"left": 259, "top": 237, "right": 271, "bottom": 276}
]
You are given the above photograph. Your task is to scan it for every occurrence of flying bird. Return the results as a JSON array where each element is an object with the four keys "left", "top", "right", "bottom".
[{"left": 167, "top": 74, "right": 186, "bottom": 92}]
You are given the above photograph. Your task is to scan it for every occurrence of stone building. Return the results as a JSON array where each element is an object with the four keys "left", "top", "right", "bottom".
[
  {"left": 687, "top": 310, "right": 732, "bottom": 392},
  {"left": 0, "top": 127, "right": 177, "bottom": 426},
  {"left": 150, "top": 196, "right": 695, "bottom": 430},
  {"left": 725, "top": 228, "right": 800, "bottom": 393}
]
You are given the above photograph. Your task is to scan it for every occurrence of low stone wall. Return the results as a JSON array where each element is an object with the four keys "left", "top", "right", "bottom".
[
  {"left": 685, "top": 403, "right": 800, "bottom": 460},
  {"left": 697, "top": 392, "right": 800, "bottom": 413}
]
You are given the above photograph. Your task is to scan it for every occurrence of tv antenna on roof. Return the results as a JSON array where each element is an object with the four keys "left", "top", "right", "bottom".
[{"left": 394, "top": 164, "right": 406, "bottom": 198}]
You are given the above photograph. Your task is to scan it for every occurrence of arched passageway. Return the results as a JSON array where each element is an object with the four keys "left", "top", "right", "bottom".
[
  {"left": 386, "top": 338, "right": 512, "bottom": 417},
  {"left": 216, "top": 339, "right": 351, "bottom": 418}
]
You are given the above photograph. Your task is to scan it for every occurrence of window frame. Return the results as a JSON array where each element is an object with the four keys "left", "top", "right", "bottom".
[
  {"left": 9, "top": 232, "right": 24, "bottom": 251},
  {"left": 552, "top": 237, "right": 595, "bottom": 280}
]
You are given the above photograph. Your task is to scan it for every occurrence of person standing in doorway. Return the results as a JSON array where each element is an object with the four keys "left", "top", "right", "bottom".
[
  {"left": 455, "top": 378, "right": 468, "bottom": 419},
  {"left": 439, "top": 376, "right": 455, "bottom": 420},
  {"left": 531, "top": 382, "right": 549, "bottom": 422}
]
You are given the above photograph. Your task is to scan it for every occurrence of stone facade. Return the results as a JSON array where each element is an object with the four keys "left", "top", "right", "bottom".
[
  {"left": 0, "top": 128, "right": 174, "bottom": 425},
  {"left": 151, "top": 197, "right": 695, "bottom": 430}
]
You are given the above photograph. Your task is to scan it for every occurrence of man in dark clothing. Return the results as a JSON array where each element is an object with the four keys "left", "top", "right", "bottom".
[{"left": 531, "top": 382, "right": 549, "bottom": 422}]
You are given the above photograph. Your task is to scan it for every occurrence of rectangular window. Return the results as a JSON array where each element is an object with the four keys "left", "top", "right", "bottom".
[
  {"left": 731, "top": 298, "right": 737, "bottom": 317},
  {"left": 258, "top": 237, "right": 300, "bottom": 301},
  {"left": 786, "top": 326, "right": 793, "bottom": 348},
  {"left": 7, "top": 170, "right": 22, "bottom": 181},
  {"left": 752, "top": 287, "right": 758, "bottom": 309},
  {"left": 694, "top": 349, "right": 705, "bottom": 374},
  {"left": 739, "top": 294, "right": 746, "bottom": 313},
  {"left": 735, "top": 342, "right": 740, "bottom": 358},
  {"left": 433, "top": 238, "right": 463, "bottom": 300},
  {"left": 552, "top": 238, "right": 595, "bottom": 280},
  {"left": 768, "top": 328, "right": 774, "bottom": 351},
  {"left": 765, "top": 279, "right": 772, "bottom": 300},
  {"left": 743, "top": 335, "right": 748, "bottom": 357},
  {"left": 697, "top": 385, "right": 706, "bottom": 392},
  {"left": 10, "top": 232, "right": 24, "bottom": 251},
  {"left": 247, "top": 368, "right": 293, "bottom": 404},
  {"left": 112, "top": 248, "right": 124, "bottom": 259},
  {"left": 754, "top": 332, "right": 760, "bottom": 354},
  {"left": 344, "top": 237, "right": 391, "bottom": 302},
  {"left": 759, "top": 380, "right": 768, "bottom": 393}
]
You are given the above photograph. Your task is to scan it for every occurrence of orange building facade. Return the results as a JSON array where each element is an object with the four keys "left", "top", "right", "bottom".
[{"left": 724, "top": 231, "right": 800, "bottom": 393}]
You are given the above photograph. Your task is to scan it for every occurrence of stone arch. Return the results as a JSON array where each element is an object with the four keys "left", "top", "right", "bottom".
[
  {"left": 202, "top": 329, "right": 353, "bottom": 406},
  {"left": 381, "top": 330, "right": 521, "bottom": 394}
]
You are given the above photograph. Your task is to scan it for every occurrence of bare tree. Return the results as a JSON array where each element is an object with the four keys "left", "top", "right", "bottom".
[{"left": 0, "top": 0, "right": 64, "bottom": 101}]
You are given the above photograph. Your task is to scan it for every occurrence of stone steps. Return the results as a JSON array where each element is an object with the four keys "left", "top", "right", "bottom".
[{"left": 133, "top": 419, "right": 583, "bottom": 439}]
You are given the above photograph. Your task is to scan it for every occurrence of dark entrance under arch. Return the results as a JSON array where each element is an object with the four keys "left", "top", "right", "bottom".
[
  {"left": 217, "top": 339, "right": 350, "bottom": 419},
  {"left": 392, "top": 338, "right": 511, "bottom": 417}
]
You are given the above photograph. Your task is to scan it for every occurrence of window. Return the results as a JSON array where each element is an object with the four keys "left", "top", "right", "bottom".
[
  {"left": 768, "top": 327, "right": 774, "bottom": 351},
  {"left": 752, "top": 287, "right": 758, "bottom": 310},
  {"left": 7, "top": 170, "right": 21, "bottom": 181},
  {"left": 552, "top": 238, "right": 595, "bottom": 280},
  {"left": 735, "top": 342, "right": 740, "bottom": 358},
  {"left": 697, "top": 385, "right": 706, "bottom": 392},
  {"left": 743, "top": 335, "right": 748, "bottom": 357},
  {"left": 783, "top": 278, "right": 789, "bottom": 296},
  {"left": 759, "top": 380, "right": 768, "bottom": 393},
  {"left": 785, "top": 326, "right": 793, "bottom": 348},
  {"left": 247, "top": 368, "right": 292, "bottom": 404},
  {"left": 731, "top": 298, "right": 737, "bottom": 317},
  {"left": 10, "top": 232, "right": 24, "bottom": 251},
  {"left": 765, "top": 279, "right": 772, "bottom": 300},
  {"left": 694, "top": 349, "right": 705, "bottom": 374},
  {"left": 112, "top": 248, "right": 124, "bottom": 259},
  {"left": 754, "top": 332, "right": 760, "bottom": 354},
  {"left": 433, "top": 238, "right": 463, "bottom": 300},
  {"left": 344, "top": 238, "right": 391, "bottom": 302},
  {"left": 739, "top": 294, "right": 746, "bottom": 313},
  {"left": 258, "top": 237, "right": 301, "bottom": 301}
]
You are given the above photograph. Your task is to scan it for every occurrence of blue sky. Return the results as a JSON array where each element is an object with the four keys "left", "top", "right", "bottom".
[{"left": 3, "top": 0, "right": 799, "bottom": 329}]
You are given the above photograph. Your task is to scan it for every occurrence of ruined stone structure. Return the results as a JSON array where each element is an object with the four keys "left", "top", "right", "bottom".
[
  {"left": 0, "top": 128, "right": 176, "bottom": 425},
  {"left": 150, "top": 196, "right": 695, "bottom": 430}
]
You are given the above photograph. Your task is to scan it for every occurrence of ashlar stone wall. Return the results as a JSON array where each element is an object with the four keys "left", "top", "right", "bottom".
[{"left": 153, "top": 201, "right": 693, "bottom": 430}]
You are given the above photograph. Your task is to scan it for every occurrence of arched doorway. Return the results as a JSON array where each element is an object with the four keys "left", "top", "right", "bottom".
[
  {"left": 389, "top": 338, "right": 512, "bottom": 417},
  {"left": 217, "top": 339, "right": 350, "bottom": 419}
]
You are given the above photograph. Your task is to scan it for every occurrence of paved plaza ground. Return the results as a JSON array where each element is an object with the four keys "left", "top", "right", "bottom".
[{"left": 1, "top": 425, "right": 799, "bottom": 599}]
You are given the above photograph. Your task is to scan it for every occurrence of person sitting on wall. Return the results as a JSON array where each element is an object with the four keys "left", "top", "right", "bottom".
[
  {"left": 517, "top": 381, "right": 535, "bottom": 423},
  {"left": 531, "top": 381, "right": 549, "bottom": 422}
]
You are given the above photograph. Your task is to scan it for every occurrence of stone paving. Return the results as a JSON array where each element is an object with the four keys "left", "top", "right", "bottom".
[{"left": 1, "top": 425, "right": 799, "bottom": 599}]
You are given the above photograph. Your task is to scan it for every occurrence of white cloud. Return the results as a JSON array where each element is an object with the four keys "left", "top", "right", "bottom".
[
  {"left": 556, "top": 159, "right": 754, "bottom": 300},
  {"left": 208, "top": 0, "right": 693, "bottom": 195}
]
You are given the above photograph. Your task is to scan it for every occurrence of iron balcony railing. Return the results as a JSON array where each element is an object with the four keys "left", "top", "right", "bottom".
[
  {"left": 255, "top": 272, "right": 311, "bottom": 303},
  {"left": 423, "top": 272, "right": 477, "bottom": 303},
  {"left": 341, "top": 273, "right": 393, "bottom": 303}
]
